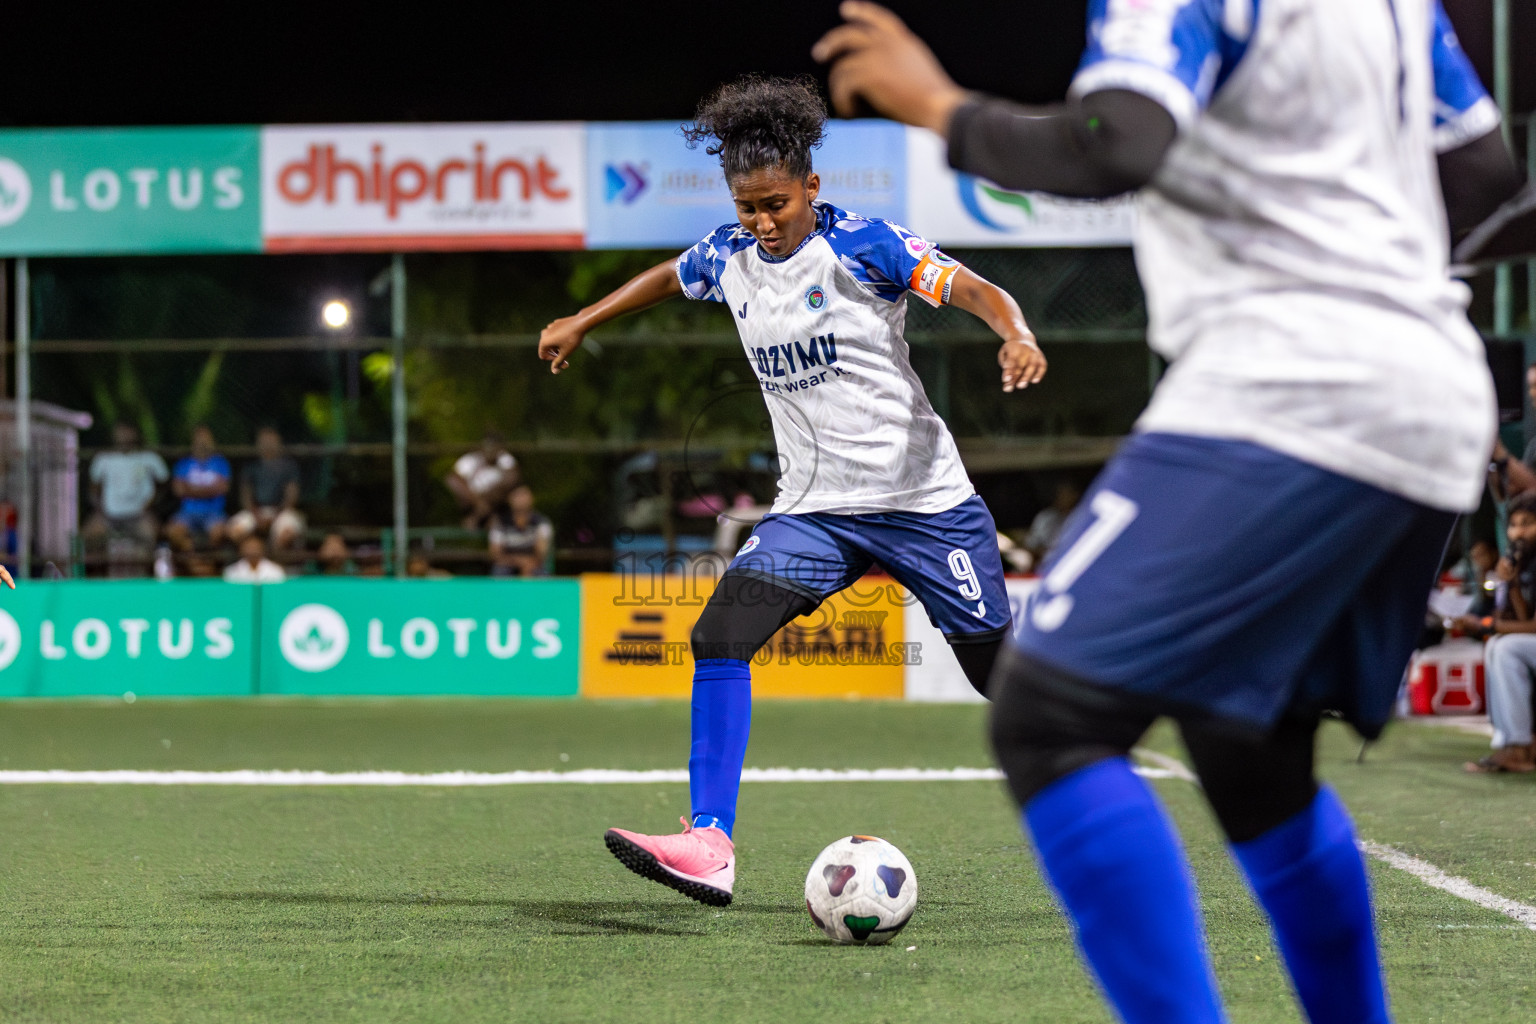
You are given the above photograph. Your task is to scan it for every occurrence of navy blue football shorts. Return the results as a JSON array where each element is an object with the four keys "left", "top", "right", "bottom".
[
  {"left": 1013, "top": 432, "right": 1456, "bottom": 736},
  {"left": 725, "top": 494, "right": 1011, "bottom": 642}
]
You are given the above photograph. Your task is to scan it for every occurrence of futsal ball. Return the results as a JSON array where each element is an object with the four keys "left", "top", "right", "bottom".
[{"left": 803, "top": 835, "right": 917, "bottom": 944}]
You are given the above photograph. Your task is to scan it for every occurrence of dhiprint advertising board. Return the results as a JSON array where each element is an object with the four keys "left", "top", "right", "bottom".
[
  {"left": 260, "top": 123, "right": 587, "bottom": 252},
  {"left": 0, "top": 121, "right": 1136, "bottom": 255}
]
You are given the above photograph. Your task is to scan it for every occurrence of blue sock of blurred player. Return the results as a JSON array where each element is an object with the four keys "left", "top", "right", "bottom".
[
  {"left": 1025, "top": 758, "right": 1224, "bottom": 1024},
  {"left": 688, "top": 658, "right": 751, "bottom": 837},
  {"left": 1231, "top": 788, "right": 1388, "bottom": 1024}
]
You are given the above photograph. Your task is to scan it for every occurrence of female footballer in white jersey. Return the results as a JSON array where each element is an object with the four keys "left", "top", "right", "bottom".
[
  {"left": 818, "top": 1, "right": 1525, "bottom": 1021},
  {"left": 538, "top": 76, "right": 1045, "bottom": 906}
]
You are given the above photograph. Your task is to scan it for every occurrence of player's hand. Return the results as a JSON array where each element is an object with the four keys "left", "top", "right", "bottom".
[
  {"left": 999, "top": 336, "right": 1047, "bottom": 392},
  {"left": 538, "top": 316, "right": 586, "bottom": 375},
  {"left": 812, "top": 1, "right": 968, "bottom": 132},
  {"left": 1497, "top": 557, "right": 1518, "bottom": 582},
  {"left": 0, "top": 565, "right": 13, "bottom": 590}
]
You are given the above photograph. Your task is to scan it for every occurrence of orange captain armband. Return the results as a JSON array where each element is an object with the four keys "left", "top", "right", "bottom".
[{"left": 909, "top": 251, "right": 961, "bottom": 307}]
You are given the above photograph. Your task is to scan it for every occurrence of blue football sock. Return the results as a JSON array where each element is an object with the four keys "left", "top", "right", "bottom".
[
  {"left": 1025, "top": 758, "right": 1225, "bottom": 1024},
  {"left": 688, "top": 658, "right": 752, "bottom": 838},
  {"left": 1231, "top": 787, "right": 1389, "bottom": 1024}
]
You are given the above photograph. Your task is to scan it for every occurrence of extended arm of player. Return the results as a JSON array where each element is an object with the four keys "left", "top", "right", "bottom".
[
  {"left": 812, "top": 2, "right": 1175, "bottom": 198},
  {"left": 538, "top": 259, "right": 683, "bottom": 374},
  {"left": 948, "top": 269, "right": 1047, "bottom": 392},
  {"left": 943, "top": 92, "right": 1174, "bottom": 199},
  {"left": 818, "top": 0, "right": 1524, "bottom": 219}
]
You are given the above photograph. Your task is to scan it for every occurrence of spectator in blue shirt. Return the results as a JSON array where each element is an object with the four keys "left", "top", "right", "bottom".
[{"left": 165, "top": 424, "right": 231, "bottom": 551}]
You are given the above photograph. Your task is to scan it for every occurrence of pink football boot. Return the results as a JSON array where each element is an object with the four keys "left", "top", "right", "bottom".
[{"left": 604, "top": 817, "right": 735, "bottom": 906}]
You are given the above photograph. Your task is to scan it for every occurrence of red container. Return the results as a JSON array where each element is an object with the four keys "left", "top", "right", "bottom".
[{"left": 1408, "top": 642, "right": 1486, "bottom": 715}]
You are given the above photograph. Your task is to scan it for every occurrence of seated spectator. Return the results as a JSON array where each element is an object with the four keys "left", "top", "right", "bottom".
[
  {"left": 1457, "top": 495, "right": 1536, "bottom": 773},
  {"left": 1464, "top": 538, "right": 1500, "bottom": 617},
  {"left": 83, "top": 422, "right": 168, "bottom": 549},
  {"left": 228, "top": 427, "right": 305, "bottom": 550},
  {"left": 315, "top": 532, "right": 356, "bottom": 576},
  {"left": 445, "top": 430, "right": 520, "bottom": 529},
  {"left": 490, "top": 484, "right": 553, "bottom": 577},
  {"left": 406, "top": 554, "right": 453, "bottom": 579},
  {"left": 1024, "top": 480, "right": 1082, "bottom": 563},
  {"left": 164, "top": 424, "right": 231, "bottom": 551},
  {"left": 184, "top": 553, "right": 221, "bottom": 578},
  {"left": 223, "top": 535, "right": 286, "bottom": 583}
]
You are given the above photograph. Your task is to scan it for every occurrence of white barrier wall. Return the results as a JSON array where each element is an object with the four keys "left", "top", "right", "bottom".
[{"left": 904, "top": 578, "right": 1039, "bottom": 702}]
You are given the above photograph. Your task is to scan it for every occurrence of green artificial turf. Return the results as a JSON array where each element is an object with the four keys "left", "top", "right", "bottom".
[{"left": 0, "top": 699, "right": 1530, "bottom": 1022}]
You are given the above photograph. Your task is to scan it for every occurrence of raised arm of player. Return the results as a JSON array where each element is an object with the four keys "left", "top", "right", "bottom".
[
  {"left": 948, "top": 269, "right": 1046, "bottom": 392},
  {"left": 537, "top": 259, "right": 683, "bottom": 374},
  {"left": 811, "top": 2, "right": 1175, "bottom": 198}
]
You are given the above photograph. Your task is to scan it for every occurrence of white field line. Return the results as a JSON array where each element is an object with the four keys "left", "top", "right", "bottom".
[
  {"left": 12, "top": 758, "right": 1526, "bottom": 927},
  {"left": 1133, "top": 744, "right": 1536, "bottom": 934},
  {"left": 1132, "top": 747, "right": 1199, "bottom": 782},
  {"left": 0, "top": 765, "right": 1186, "bottom": 786},
  {"left": 1358, "top": 841, "right": 1536, "bottom": 931}
]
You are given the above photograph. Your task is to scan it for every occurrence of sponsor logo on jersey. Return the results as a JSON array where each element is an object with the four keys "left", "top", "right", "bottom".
[
  {"left": 904, "top": 234, "right": 930, "bottom": 257},
  {"left": 804, "top": 285, "right": 827, "bottom": 312},
  {"left": 737, "top": 535, "right": 761, "bottom": 557},
  {"left": 751, "top": 333, "right": 840, "bottom": 382}
]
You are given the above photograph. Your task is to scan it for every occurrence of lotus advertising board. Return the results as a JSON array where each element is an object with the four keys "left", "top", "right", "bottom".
[
  {"left": 0, "top": 127, "right": 261, "bottom": 255},
  {"left": 903, "top": 127, "right": 1135, "bottom": 247},
  {"left": 260, "top": 123, "right": 587, "bottom": 252},
  {"left": 586, "top": 120, "right": 908, "bottom": 249},
  {"left": 259, "top": 578, "right": 580, "bottom": 696},
  {"left": 0, "top": 581, "right": 256, "bottom": 697}
]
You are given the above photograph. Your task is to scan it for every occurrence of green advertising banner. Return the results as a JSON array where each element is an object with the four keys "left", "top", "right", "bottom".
[
  {"left": 259, "top": 578, "right": 580, "bottom": 696},
  {"left": 0, "top": 126, "right": 261, "bottom": 255},
  {"left": 0, "top": 580, "right": 256, "bottom": 697}
]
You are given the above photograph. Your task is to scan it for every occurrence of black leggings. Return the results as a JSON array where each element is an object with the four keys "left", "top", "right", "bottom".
[
  {"left": 988, "top": 644, "right": 1319, "bottom": 843},
  {"left": 692, "top": 573, "right": 1004, "bottom": 697}
]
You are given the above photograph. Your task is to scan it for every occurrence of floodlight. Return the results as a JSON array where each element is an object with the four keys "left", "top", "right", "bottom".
[{"left": 322, "top": 300, "right": 351, "bottom": 330}]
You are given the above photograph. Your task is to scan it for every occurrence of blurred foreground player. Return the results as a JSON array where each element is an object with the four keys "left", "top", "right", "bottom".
[
  {"left": 818, "top": 1, "right": 1522, "bottom": 1021},
  {"left": 538, "top": 76, "right": 1045, "bottom": 905}
]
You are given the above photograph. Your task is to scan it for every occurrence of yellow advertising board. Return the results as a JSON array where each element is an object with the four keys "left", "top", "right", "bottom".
[{"left": 580, "top": 573, "right": 911, "bottom": 699}]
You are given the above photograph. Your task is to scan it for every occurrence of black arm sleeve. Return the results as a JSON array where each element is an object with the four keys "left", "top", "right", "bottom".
[
  {"left": 1438, "top": 127, "right": 1524, "bottom": 242},
  {"left": 946, "top": 90, "right": 1178, "bottom": 199}
]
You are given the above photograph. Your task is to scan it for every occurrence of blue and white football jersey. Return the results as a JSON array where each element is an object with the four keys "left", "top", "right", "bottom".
[
  {"left": 677, "top": 202, "right": 975, "bottom": 516},
  {"left": 1072, "top": 0, "right": 1498, "bottom": 512}
]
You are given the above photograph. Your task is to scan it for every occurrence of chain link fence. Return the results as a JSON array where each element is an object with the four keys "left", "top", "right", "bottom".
[{"left": 5, "top": 246, "right": 1153, "bottom": 577}]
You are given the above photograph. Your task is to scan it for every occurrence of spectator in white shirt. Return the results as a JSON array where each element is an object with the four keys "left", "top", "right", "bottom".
[
  {"left": 223, "top": 536, "right": 286, "bottom": 583},
  {"left": 84, "top": 422, "right": 169, "bottom": 548},
  {"left": 445, "top": 430, "right": 520, "bottom": 529}
]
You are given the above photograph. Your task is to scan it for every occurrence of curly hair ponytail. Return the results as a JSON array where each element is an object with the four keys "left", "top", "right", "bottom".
[{"left": 682, "top": 75, "right": 828, "bottom": 182}]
